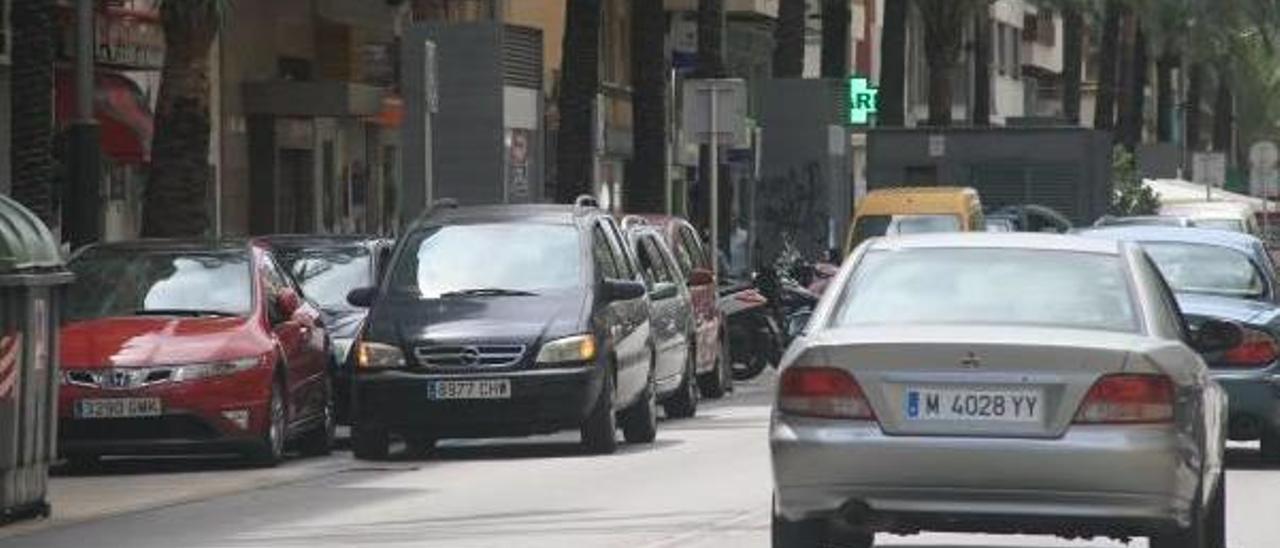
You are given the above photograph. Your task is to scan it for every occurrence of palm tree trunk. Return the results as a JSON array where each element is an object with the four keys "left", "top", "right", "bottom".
[
  {"left": 694, "top": 0, "right": 726, "bottom": 244},
  {"left": 1186, "top": 62, "right": 1204, "bottom": 151},
  {"left": 9, "top": 0, "right": 57, "bottom": 226},
  {"left": 1156, "top": 51, "right": 1177, "bottom": 142},
  {"left": 553, "top": 0, "right": 602, "bottom": 203},
  {"left": 773, "top": 0, "right": 805, "bottom": 78},
  {"left": 142, "top": 3, "right": 220, "bottom": 237},
  {"left": 1213, "top": 73, "right": 1233, "bottom": 153},
  {"left": 921, "top": 5, "right": 963, "bottom": 126},
  {"left": 821, "top": 0, "right": 850, "bottom": 78},
  {"left": 1094, "top": 0, "right": 1121, "bottom": 130},
  {"left": 972, "top": 9, "right": 991, "bottom": 126},
  {"left": 1118, "top": 23, "right": 1146, "bottom": 150},
  {"left": 1061, "top": 4, "right": 1083, "bottom": 125},
  {"left": 623, "top": 0, "right": 665, "bottom": 213},
  {"left": 878, "top": 0, "right": 908, "bottom": 127}
]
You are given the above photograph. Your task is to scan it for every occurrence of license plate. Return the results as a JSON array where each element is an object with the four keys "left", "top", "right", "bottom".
[
  {"left": 427, "top": 379, "right": 511, "bottom": 400},
  {"left": 75, "top": 398, "right": 163, "bottom": 419},
  {"left": 904, "top": 387, "right": 1043, "bottom": 422}
]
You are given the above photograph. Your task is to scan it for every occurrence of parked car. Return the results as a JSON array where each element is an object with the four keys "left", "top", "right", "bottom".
[
  {"left": 346, "top": 200, "right": 657, "bottom": 458},
  {"left": 1161, "top": 201, "right": 1260, "bottom": 235},
  {"left": 986, "top": 204, "right": 1074, "bottom": 233},
  {"left": 262, "top": 235, "right": 393, "bottom": 424},
  {"left": 622, "top": 222, "right": 699, "bottom": 418},
  {"left": 1081, "top": 225, "right": 1280, "bottom": 462},
  {"left": 1094, "top": 215, "right": 1196, "bottom": 228},
  {"left": 59, "top": 240, "right": 335, "bottom": 466},
  {"left": 622, "top": 214, "right": 731, "bottom": 398},
  {"left": 844, "top": 186, "right": 984, "bottom": 254},
  {"left": 772, "top": 232, "right": 1231, "bottom": 548}
]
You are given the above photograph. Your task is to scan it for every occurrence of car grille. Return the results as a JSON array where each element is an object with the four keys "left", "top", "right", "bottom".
[
  {"left": 64, "top": 368, "right": 174, "bottom": 390},
  {"left": 60, "top": 416, "right": 220, "bottom": 441},
  {"left": 413, "top": 345, "right": 527, "bottom": 368}
]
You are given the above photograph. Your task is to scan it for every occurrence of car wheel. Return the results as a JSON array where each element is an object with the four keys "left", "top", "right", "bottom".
[
  {"left": 698, "top": 340, "right": 733, "bottom": 399},
  {"left": 580, "top": 369, "right": 618, "bottom": 454},
  {"left": 1261, "top": 428, "right": 1280, "bottom": 462},
  {"left": 404, "top": 434, "right": 437, "bottom": 459},
  {"left": 621, "top": 373, "right": 658, "bottom": 444},
  {"left": 771, "top": 512, "right": 827, "bottom": 548},
  {"left": 1150, "top": 481, "right": 1213, "bottom": 548},
  {"left": 663, "top": 349, "right": 699, "bottom": 419},
  {"left": 298, "top": 387, "right": 336, "bottom": 457},
  {"left": 352, "top": 425, "right": 391, "bottom": 461},
  {"left": 247, "top": 377, "right": 287, "bottom": 467}
]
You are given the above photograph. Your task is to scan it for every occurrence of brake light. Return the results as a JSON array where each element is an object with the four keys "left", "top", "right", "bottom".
[
  {"left": 1073, "top": 374, "right": 1174, "bottom": 424},
  {"left": 778, "top": 366, "right": 875, "bottom": 420},
  {"left": 1221, "top": 327, "right": 1279, "bottom": 368}
]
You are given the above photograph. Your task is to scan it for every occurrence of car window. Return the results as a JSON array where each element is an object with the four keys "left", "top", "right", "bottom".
[
  {"left": 678, "top": 226, "right": 708, "bottom": 271},
  {"left": 592, "top": 226, "right": 622, "bottom": 280},
  {"left": 1136, "top": 252, "right": 1188, "bottom": 341},
  {"left": 274, "top": 245, "right": 372, "bottom": 313},
  {"left": 649, "top": 237, "right": 682, "bottom": 285},
  {"left": 66, "top": 248, "right": 254, "bottom": 321},
  {"left": 601, "top": 218, "right": 637, "bottom": 280},
  {"left": 389, "top": 223, "right": 584, "bottom": 298},
  {"left": 635, "top": 235, "right": 674, "bottom": 286},
  {"left": 1142, "top": 242, "right": 1267, "bottom": 300},
  {"left": 261, "top": 254, "right": 295, "bottom": 323}
]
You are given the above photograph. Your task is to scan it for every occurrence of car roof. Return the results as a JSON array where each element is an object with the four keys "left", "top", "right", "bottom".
[
  {"left": 1160, "top": 201, "right": 1255, "bottom": 217},
  {"left": 1076, "top": 226, "right": 1262, "bottom": 255},
  {"left": 416, "top": 203, "right": 600, "bottom": 228},
  {"left": 258, "top": 234, "right": 386, "bottom": 248},
  {"left": 81, "top": 238, "right": 253, "bottom": 253},
  {"left": 866, "top": 232, "right": 1123, "bottom": 255}
]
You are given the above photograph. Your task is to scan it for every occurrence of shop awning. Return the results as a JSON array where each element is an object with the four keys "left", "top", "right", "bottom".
[{"left": 55, "top": 70, "right": 154, "bottom": 164}]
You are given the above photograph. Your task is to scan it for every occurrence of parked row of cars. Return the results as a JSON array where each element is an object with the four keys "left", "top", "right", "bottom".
[{"left": 54, "top": 198, "right": 733, "bottom": 465}]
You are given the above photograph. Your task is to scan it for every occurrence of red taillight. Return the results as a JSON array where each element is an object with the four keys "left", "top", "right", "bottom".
[
  {"left": 1073, "top": 374, "right": 1174, "bottom": 424},
  {"left": 778, "top": 366, "right": 875, "bottom": 420},
  {"left": 1221, "top": 327, "right": 1279, "bottom": 368}
]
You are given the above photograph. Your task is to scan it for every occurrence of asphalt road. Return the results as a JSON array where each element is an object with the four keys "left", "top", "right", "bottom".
[{"left": 4, "top": 374, "right": 1280, "bottom": 548}]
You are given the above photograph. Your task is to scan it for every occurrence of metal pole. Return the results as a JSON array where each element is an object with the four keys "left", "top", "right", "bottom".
[
  {"left": 74, "top": 0, "right": 93, "bottom": 122},
  {"left": 67, "top": 0, "right": 102, "bottom": 247},
  {"left": 709, "top": 85, "right": 720, "bottom": 283}
]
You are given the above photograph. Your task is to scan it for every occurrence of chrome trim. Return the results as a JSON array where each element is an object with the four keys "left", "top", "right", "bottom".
[
  {"left": 413, "top": 344, "right": 527, "bottom": 368},
  {"left": 64, "top": 368, "right": 174, "bottom": 390}
]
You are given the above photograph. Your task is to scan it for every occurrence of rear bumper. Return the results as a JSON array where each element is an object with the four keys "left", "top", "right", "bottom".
[
  {"left": 1212, "top": 369, "right": 1280, "bottom": 438},
  {"left": 353, "top": 366, "right": 605, "bottom": 438},
  {"left": 771, "top": 416, "right": 1198, "bottom": 534}
]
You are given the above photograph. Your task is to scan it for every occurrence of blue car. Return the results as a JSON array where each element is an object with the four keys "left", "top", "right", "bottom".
[{"left": 1080, "top": 226, "right": 1280, "bottom": 461}]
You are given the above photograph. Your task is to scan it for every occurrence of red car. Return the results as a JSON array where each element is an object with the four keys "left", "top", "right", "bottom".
[
  {"left": 58, "top": 240, "right": 334, "bottom": 466},
  {"left": 623, "top": 215, "right": 732, "bottom": 398}
]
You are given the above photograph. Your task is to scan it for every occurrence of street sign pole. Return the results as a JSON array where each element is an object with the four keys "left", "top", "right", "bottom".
[{"left": 709, "top": 88, "right": 719, "bottom": 283}]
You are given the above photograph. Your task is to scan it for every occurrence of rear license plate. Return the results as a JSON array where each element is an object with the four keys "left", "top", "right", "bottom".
[
  {"left": 427, "top": 379, "right": 511, "bottom": 400},
  {"left": 904, "top": 387, "right": 1043, "bottom": 422},
  {"left": 75, "top": 398, "right": 163, "bottom": 419}
]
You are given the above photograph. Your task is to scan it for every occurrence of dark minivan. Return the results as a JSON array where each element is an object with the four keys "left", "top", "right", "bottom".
[{"left": 346, "top": 200, "right": 659, "bottom": 458}]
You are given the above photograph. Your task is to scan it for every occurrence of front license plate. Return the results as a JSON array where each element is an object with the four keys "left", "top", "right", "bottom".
[
  {"left": 75, "top": 398, "right": 163, "bottom": 419},
  {"left": 427, "top": 379, "right": 512, "bottom": 400},
  {"left": 905, "top": 387, "right": 1043, "bottom": 422}
]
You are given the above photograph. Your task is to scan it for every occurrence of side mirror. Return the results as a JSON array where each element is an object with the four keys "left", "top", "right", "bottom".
[
  {"left": 688, "top": 268, "right": 714, "bottom": 286},
  {"left": 1192, "top": 318, "right": 1244, "bottom": 354},
  {"left": 347, "top": 286, "right": 377, "bottom": 308},
  {"left": 603, "top": 279, "right": 646, "bottom": 302},
  {"left": 650, "top": 281, "right": 679, "bottom": 301},
  {"left": 277, "top": 288, "right": 302, "bottom": 318}
]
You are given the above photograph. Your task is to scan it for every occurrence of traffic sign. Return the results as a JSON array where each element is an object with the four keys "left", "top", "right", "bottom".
[{"left": 848, "top": 77, "right": 879, "bottom": 125}]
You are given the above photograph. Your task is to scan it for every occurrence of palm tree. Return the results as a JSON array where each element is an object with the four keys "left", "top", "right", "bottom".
[
  {"left": 142, "top": 0, "right": 230, "bottom": 238},
  {"left": 1060, "top": 3, "right": 1085, "bottom": 124},
  {"left": 878, "top": 0, "right": 908, "bottom": 126},
  {"left": 821, "top": 0, "right": 850, "bottom": 78},
  {"left": 972, "top": 8, "right": 991, "bottom": 126},
  {"left": 692, "top": 0, "right": 726, "bottom": 239},
  {"left": 9, "top": 0, "right": 56, "bottom": 226},
  {"left": 773, "top": 0, "right": 805, "bottom": 78},
  {"left": 623, "top": 0, "right": 666, "bottom": 213},
  {"left": 1093, "top": 0, "right": 1122, "bottom": 129},
  {"left": 1116, "top": 20, "right": 1147, "bottom": 150},
  {"left": 554, "top": 0, "right": 602, "bottom": 203},
  {"left": 916, "top": 0, "right": 986, "bottom": 126}
]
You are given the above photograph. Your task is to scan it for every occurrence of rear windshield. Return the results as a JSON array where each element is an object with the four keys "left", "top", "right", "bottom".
[
  {"left": 389, "top": 223, "right": 583, "bottom": 298},
  {"left": 1193, "top": 218, "right": 1246, "bottom": 233},
  {"left": 832, "top": 248, "right": 1138, "bottom": 332},
  {"left": 850, "top": 214, "right": 962, "bottom": 248},
  {"left": 67, "top": 249, "right": 253, "bottom": 321},
  {"left": 1142, "top": 242, "right": 1265, "bottom": 299},
  {"left": 275, "top": 246, "right": 372, "bottom": 313}
]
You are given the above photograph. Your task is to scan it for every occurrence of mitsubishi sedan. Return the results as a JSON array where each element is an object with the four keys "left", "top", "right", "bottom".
[{"left": 771, "top": 233, "right": 1233, "bottom": 548}]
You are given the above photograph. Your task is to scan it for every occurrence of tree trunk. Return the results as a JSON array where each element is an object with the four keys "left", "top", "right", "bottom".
[
  {"left": 9, "top": 0, "right": 57, "bottom": 226},
  {"left": 142, "top": 4, "right": 220, "bottom": 237},
  {"left": 623, "top": 0, "right": 666, "bottom": 213},
  {"left": 1119, "top": 23, "right": 1146, "bottom": 150},
  {"left": 1186, "top": 62, "right": 1204, "bottom": 151},
  {"left": 1155, "top": 52, "right": 1177, "bottom": 143},
  {"left": 920, "top": 1, "right": 965, "bottom": 127},
  {"left": 1213, "top": 73, "right": 1233, "bottom": 153},
  {"left": 1061, "top": 5, "right": 1083, "bottom": 125},
  {"left": 1094, "top": 0, "right": 1121, "bottom": 130},
  {"left": 773, "top": 0, "right": 805, "bottom": 78},
  {"left": 553, "top": 0, "right": 602, "bottom": 203},
  {"left": 821, "top": 0, "right": 850, "bottom": 78},
  {"left": 972, "top": 9, "right": 990, "bottom": 126},
  {"left": 878, "top": 0, "right": 908, "bottom": 126},
  {"left": 694, "top": 0, "right": 727, "bottom": 245}
]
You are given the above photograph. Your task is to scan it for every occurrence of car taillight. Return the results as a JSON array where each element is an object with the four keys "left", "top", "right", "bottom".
[
  {"left": 778, "top": 366, "right": 875, "bottom": 420},
  {"left": 1221, "top": 327, "right": 1279, "bottom": 368},
  {"left": 1073, "top": 374, "right": 1174, "bottom": 424}
]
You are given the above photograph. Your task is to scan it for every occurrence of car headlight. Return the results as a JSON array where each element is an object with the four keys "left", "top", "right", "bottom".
[
  {"left": 356, "top": 341, "right": 405, "bottom": 369},
  {"left": 536, "top": 335, "right": 597, "bottom": 365},
  {"left": 332, "top": 338, "right": 355, "bottom": 364},
  {"left": 172, "top": 357, "right": 261, "bottom": 383}
]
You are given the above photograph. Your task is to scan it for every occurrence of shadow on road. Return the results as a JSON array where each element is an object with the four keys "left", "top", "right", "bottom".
[
  {"left": 50, "top": 450, "right": 334, "bottom": 478},
  {"left": 403, "top": 438, "right": 685, "bottom": 462}
]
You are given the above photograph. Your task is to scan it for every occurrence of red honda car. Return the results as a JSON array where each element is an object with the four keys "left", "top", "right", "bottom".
[{"left": 58, "top": 240, "right": 334, "bottom": 466}]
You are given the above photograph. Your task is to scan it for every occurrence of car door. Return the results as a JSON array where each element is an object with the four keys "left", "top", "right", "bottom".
[
  {"left": 648, "top": 235, "right": 694, "bottom": 381},
  {"left": 261, "top": 253, "right": 327, "bottom": 428},
  {"left": 674, "top": 223, "right": 718, "bottom": 373},
  {"left": 598, "top": 218, "right": 651, "bottom": 406},
  {"left": 634, "top": 234, "right": 684, "bottom": 388}
]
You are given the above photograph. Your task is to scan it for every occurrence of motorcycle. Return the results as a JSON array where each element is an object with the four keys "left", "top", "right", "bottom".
[{"left": 718, "top": 278, "right": 783, "bottom": 381}]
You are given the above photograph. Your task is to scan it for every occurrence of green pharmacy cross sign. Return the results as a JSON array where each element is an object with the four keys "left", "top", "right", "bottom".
[{"left": 848, "top": 77, "right": 879, "bottom": 125}]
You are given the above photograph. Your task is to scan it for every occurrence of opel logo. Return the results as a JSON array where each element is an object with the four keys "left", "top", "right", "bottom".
[
  {"left": 459, "top": 347, "right": 481, "bottom": 366},
  {"left": 960, "top": 352, "right": 982, "bottom": 369}
]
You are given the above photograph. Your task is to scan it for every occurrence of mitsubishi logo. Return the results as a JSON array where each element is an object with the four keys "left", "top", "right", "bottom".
[
  {"left": 459, "top": 347, "right": 481, "bottom": 366},
  {"left": 959, "top": 352, "right": 982, "bottom": 370}
]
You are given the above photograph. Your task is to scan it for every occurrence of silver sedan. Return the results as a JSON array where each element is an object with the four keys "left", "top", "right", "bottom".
[{"left": 770, "top": 233, "right": 1234, "bottom": 548}]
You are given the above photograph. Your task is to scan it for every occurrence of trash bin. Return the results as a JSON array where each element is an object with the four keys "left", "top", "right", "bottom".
[{"left": 0, "top": 195, "right": 73, "bottom": 523}]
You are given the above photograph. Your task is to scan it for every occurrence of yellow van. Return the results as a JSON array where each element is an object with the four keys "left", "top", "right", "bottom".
[{"left": 845, "top": 186, "right": 984, "bottom": 253}]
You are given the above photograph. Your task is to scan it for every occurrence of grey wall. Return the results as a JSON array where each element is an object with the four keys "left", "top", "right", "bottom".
[{"left": 425, "top": 23, "right": 506, "bottom": 206}]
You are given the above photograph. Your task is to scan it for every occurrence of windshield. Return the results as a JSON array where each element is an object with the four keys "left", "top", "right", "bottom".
[
  {"left": 1142, "top": 242, "right": 1266, "bottom": 299},
  {"left": 275, "top": 246, "right": 372, "bottom": 313},
  {"left": 850, "top": 214, "right": 962, "bottom": 248},
  {"left": 389, "top": 223, "right": 582, "bottom": 298},
  {"left": 67, "top": 249, "right": 253, "bottom": 321},
  {"left": 1193, "top": 218, "right": 1246, "bottom": 233},
  {"left": 832, "top": 248, "right": 1138, "bottom": 332}
]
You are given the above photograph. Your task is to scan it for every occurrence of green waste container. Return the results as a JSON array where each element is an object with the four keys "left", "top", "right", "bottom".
[{"left": 0, "top": 195, "right": 72, "bottom": 523}]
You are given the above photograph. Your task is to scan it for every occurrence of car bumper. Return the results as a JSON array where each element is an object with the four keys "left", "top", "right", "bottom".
[
  {"left": 1212, "top": 369, "right": 1280, "bottom": 439},
  {"left": 353, "top": 365, "right": 605, "bottom": 438},
  {"left": 771, "top": 416, "right": 1198, "bottom": 535}
]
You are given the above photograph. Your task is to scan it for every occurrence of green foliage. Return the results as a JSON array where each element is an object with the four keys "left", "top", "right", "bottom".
[{"left": 1109, "top": 145, "right": 1161, "bottom": 215}]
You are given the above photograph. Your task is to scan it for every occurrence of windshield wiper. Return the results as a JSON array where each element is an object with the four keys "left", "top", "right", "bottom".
[
  {"left": 134, "top": 309, "right": 240, "bottom": 318},
  {"left": 439, "top": 288, "right": 538, "bottom": 298}
]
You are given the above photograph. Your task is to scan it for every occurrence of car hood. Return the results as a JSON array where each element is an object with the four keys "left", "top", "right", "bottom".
[
  {"left": 61, "top": 316, "right": 271, "bottom": 368},
  {"left": 366, "top": 290, "right": 590, "bottom": 349},
  {"left": 1175, "top": 293, "right": 1280, "bottom": 326}
]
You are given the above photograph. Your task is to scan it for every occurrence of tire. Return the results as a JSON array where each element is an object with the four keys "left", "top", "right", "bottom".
[
  {"left": 404, "top": 434, "right": 437, "bottom": 459},
  {"left": 352, "top": 425, "right": 391, "bottom": 461},
  {"left": 731, "top": 354, "right": 769, "bottom": 381},
  {"left": 580, "top": 370, "right": 618, "bottom": 454},
  {"left": 1261, "top": 428, "right": 1280, "bottom": 462},
  {"left": 621, "top": 374, "right": 658, "bottom": 444},
  {"left": 771, "top": 512, "right": 826, "bottom": 548},
  {"left": 247, "top": 377, "right": 287, "bottom": 467},
  {"left": 297, "top": 383, "right": 336, "bottom": 457},
  {"left": 1150, "top": 480, "right": 1218, "bottom": 548},
  {"left": 663, "top": 350, "right": 699, "bottom": 419},
  {"left": 698, "top": 339, "right": 733, "bottom": 399}
]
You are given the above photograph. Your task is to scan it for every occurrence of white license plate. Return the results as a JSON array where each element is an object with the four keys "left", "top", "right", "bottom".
[
  {"left": 427, "top": 379, "right": 511, "bottom": 400},
  {"left": 904, "top": 387, "right": 1043, "bottom": 422},
  {"left": 76, "top": 398, "right": 163, "bottom": 419}
]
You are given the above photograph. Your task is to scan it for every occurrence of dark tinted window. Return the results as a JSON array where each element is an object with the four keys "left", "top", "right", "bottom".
[
  {"left": 67, "top": 248, "right": 253, "bottom": 321},
  {"left": 389, "top": 223, "right": 583, "bottom": 298},
  {"left": 593, "top": 226, "right": 621, "bottom": 279},
  {"left": 678, "top": 227, "right": 708, "bottom": 271},
  {"left": 601, "top": 218, "right": 637, "bottom": 279},
  {"left": 635, "top": 235, "right": 674, "bottom": 286}
]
